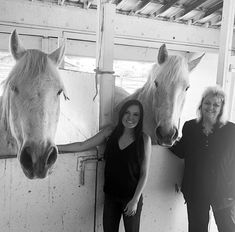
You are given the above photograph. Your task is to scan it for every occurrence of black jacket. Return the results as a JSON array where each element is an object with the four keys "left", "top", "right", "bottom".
[{"left": 170, "top": 119, "right": 235, "bottom": 207}]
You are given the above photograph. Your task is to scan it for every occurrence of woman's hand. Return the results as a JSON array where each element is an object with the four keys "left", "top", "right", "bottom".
[{"left": 124, "top": 198, "right": 138, "bottom": 216}]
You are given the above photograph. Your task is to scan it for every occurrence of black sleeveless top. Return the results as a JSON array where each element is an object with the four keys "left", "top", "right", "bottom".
[{"left": 103, "top": 139, "right": 140, "bottom": 199}]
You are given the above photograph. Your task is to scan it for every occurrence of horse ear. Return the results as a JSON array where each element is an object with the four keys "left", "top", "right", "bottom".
[
  {"left": 188, "top": 53, "right": 205, "bottom": 72},
  {"left": 158, "top": 44, "right": 168, "bottom": 64},
  {"left": 48, "top": 43, "right": 65, "bottom": 66},
  {"left": 10, "top": 30, "right": 26, "bottom": 60}
]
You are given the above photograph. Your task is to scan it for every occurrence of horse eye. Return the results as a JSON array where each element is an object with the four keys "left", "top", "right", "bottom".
[
  {"left": 154, "top": 81, "right": 158, "bottom": 88},
  {"left": 10, "top": 84, "right": 19, "bottom": 94},
  {"left": 185, "top": 86, "right": 190, "bottom": 91},
  {"left": 57, "top": 89, "right": 63, "bottom": 96}
]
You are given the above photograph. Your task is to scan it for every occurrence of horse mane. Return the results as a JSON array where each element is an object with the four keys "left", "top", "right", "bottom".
[
  {"left": 146, "top": 55, "right": 188, "bottom": 87},
  {"left": 3, "top": 50, "right": 48, "bottom": 87},
  {"left": 132, "top": 55, "right": 188, "bottom": 104}
]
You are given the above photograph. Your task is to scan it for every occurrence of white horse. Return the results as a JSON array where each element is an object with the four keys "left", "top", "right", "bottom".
[
  {"left": 0, "top": 30, "right": 67, "bottom": 179},
  {"left": 115, "top": 44, "right": 203, "bottom": 146}
]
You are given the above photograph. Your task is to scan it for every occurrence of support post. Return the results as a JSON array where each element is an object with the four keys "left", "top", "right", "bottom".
[
  {"left": 216, "top": 0, "right": 235, "bottom": 119},
  {"left": 96, "top": 0, "right": 116, "bottom": 129},
  {"left": 94, "top": 2, "right": 116, "bottom": 232}
]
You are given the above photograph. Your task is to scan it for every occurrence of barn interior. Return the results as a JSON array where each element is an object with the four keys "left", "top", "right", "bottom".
[{"left": 0, "top": 0, "right": 235, "bottom": 231}]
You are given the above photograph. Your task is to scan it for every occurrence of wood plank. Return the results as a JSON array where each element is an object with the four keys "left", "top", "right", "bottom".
[
  {"left": 216, "top": 0, "right": 235, "bottom": 120},
  {"left": 174, "top": 0, "right": 207, "bottom": 19},
  {"left": 152, "top": 0, "right": 179, "bottom": 16}
]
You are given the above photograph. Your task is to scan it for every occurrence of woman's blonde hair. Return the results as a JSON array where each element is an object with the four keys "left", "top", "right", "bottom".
[{"left": 196, "top": 86, "right": 227, "bottom": 125}]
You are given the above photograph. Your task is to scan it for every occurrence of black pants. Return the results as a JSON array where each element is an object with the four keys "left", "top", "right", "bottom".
[
  {"left": 103, "top": 194, "right": 143, "bottom": 232},
  {"left": 187, "top": 200, "right": 235, "bottom": 232}
]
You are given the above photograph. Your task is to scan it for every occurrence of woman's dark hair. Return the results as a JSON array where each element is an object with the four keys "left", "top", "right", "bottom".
[{"left": 106, "top": 99, "right": 145, "bottom": 164}]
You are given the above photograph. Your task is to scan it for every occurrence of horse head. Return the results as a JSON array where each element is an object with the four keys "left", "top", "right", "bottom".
[
  {"left": 2, "top": 30, "right": 67, "bottom": 179},
  {"left": 115, "top": 44, "right": 204, "bottom": 146},
  {"left": 145, "top": 44, "right": 204, "bottom": 146}
]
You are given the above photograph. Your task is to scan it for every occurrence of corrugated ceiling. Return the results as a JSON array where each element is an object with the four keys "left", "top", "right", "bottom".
[{"left": 47, "top": 0, "right": 231, "bottom": 29}]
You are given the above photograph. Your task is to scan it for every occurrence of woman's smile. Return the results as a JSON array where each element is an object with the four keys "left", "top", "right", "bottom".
[
  {"left": 201, "top": 95, "right": 222, "bottom": 124},
  {"left": 122, "top": 105, "right": 140, "bottom": 129}
]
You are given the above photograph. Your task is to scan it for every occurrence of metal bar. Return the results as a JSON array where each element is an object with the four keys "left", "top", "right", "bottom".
[{"left": 0, "top": 155, "right": 17, "bottom": 159}]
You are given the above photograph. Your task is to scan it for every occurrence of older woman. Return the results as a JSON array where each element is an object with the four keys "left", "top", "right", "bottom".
[{"left": 170, "top": 86, "right": 235, "bottom": 232}]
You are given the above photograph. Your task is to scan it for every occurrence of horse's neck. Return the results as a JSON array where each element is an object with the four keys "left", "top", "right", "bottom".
[
  {"left": 131, "top": 86, "right": 157, "bottom": 138},
  {"left": 0, "top": 97, "right": 17, "bottom": 156},
  {"left": 132, "top": 85, "right": 153, "bottom": 111}
]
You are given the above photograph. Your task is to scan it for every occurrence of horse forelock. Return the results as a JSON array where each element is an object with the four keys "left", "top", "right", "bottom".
[
  {"left": 2, "top": 50, "right": 44, "bottom": 91},
  {"left": 4, "top": 49, "right": 63, "bottom": 91},
  {"left": 146, "top": 55, "right": 189, "bottom": 91},
  {"left": 0, "top": 49, "right": 62, "bottom": 142},
  {"left": 127, "top": 54, "right": 190, "bottom": 144},
  {"left": 135, "top": 55, "right": 189, "bottom": 118}
]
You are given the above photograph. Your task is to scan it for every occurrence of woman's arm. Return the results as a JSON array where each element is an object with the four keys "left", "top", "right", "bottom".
[
  {"left": 124, "top": 133, "right": 152, "bottom": 216},
  {"left": 169, "top": 121, "right": 189, "bottom": 159},
  {"left": 57, "top": 126, "right": 113, "bottom": 154}
]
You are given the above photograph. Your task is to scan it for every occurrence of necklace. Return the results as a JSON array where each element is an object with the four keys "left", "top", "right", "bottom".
[{"left": 202, "top": 124, "right": 213, "bottom": 136}]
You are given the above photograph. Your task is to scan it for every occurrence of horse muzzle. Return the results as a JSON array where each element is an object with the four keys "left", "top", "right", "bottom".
[
  {"left": 155, "top": 126, "right": 178, "bottom": 147},
  {"left": 20, "top": 143, "right": 58, "bottom": 179}
]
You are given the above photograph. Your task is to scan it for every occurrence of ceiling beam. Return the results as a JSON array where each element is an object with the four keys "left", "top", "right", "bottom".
[
  {"left": 174, "top": 0, "right": 207, "bottom": 19},
  {"left": 58, "top": 0, "right": 66, "bottom": 5},
  {"left": 132, "top": 0, "right": 151, "bottom": 13},
  {"left": 111, "top": 0, "right": 122, "bottom": 5},
  {"left": 151, "top": 0, "right": 179, "bottom": 17},
  {"left": 1, "top": 0, "right": 235, "bottom": 53},
  {"left": 192, "top": 1, "right": 223, "bottom": 25},
  {"left": 201, "top": 1, "right": 223, "bottom": 19}
]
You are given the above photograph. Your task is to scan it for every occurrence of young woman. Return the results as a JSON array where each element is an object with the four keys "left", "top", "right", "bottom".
[
  {"left": 170, "top": 86, "right": 235, "bottom": 232},
  {"left": 57, "top": 99, "right": 151, "bottom": 232}
]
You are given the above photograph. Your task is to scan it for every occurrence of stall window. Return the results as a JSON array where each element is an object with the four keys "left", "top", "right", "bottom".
[
  {"left": 0, "top": 52, "right": 15, "bottom": 95},
  {"left": 64, "top": 56, "right": 153, "bottom": 94}
]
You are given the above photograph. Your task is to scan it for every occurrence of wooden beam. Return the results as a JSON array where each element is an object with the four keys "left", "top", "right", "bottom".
[
  {"left": 216, "top": 0, "right": 235, "bottom": 119},
  {"left": 111, "top": 0, "right": 122, "bottom": 5},
  {"left": 1, "top": 0, "right": 235, "bottom": 53},
  {"left": 174, "top": 0, "right": 207, "bottom": 19},
  {"left": 203, "top": 1, "right": 223, "bottom": 18},
  {"left": 58, "top": 0, "right": 66, "bottom": 5},
  {"left": 216, "top": 0, "right": 234, "bottom": 86},
  {"left": 192, "top": 2, "right": 223, "bottom": 25},
  {"left": 96, "top": 1, "right": 116, "bottom": 128},
  {"left": 132, "top": 0, "right": 151, "bottom": 13},
  {"left": 152, "top": 0, "right": 179, "bottom": 16}
]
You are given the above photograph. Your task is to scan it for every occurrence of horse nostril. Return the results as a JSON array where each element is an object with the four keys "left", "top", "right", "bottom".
[
  {"left": 46, "top": 146, "right": 57, "bottom": 167},
  {"left": 20, "top": 147, "right": 33, "bottom": 172},
  {"left": 156, "top": 126, "right": 163, "bottom": 139},
  {"left": 156, "top": 126, "right": 178, "bottom": 145}
]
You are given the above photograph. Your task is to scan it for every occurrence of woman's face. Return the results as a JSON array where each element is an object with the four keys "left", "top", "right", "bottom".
[
  {"left": 122, "top": 105, "right": 141, "bottom": 129},
  {"left": 201, "top": 94, "right": 223, "bottom": 124}
]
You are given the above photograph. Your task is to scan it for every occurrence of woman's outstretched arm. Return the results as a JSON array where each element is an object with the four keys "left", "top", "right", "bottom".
[{"left": 57, "top": 126, "right": 113, "bottom": 154}]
